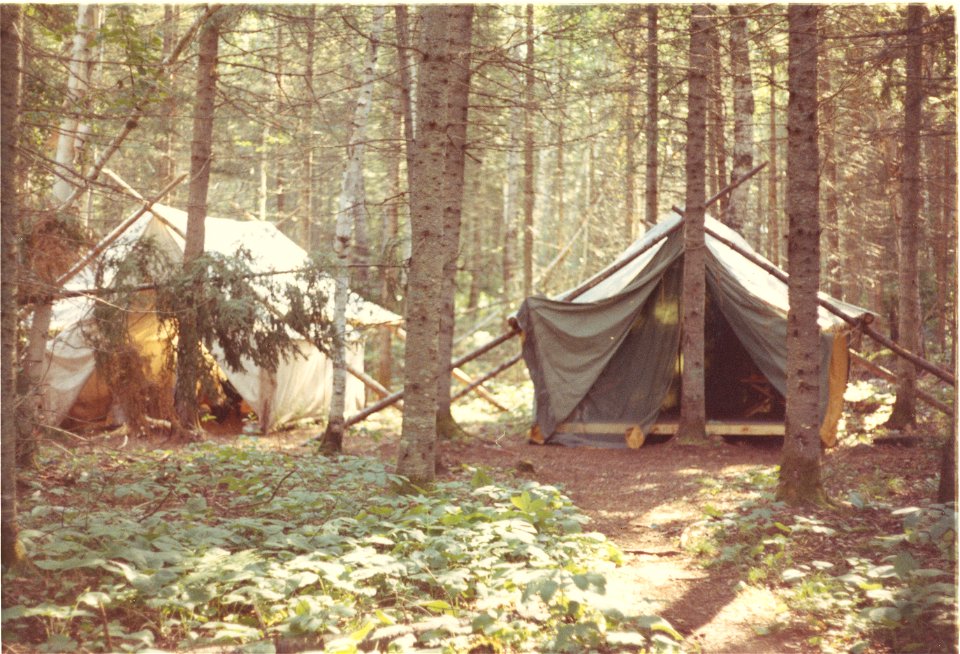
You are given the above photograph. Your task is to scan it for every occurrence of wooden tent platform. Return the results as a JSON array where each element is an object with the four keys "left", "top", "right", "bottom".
[{"left": 555, "top": 420, "right": 785, "bottom": 438}]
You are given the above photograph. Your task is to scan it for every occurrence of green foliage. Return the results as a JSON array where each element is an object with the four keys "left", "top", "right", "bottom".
[
  {"left": 685, "top": 467, "right": 957, "bottom": 652},
  {"left": 3, "top": 445, "right": 680, "bottom": 653}
]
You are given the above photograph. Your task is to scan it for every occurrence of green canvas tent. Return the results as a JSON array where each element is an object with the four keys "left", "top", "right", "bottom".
[{"left": 513, "top": 212, "right": 872, "bottom": 448}]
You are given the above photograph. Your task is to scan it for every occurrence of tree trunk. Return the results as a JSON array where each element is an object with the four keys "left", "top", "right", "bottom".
[
  {"left": 767, "top": 54, "right": 780, "bottom": 266},
  {"left": 321, "top": 6, "right": 385, "bottom": 455},
  {"left": 707, "top": 13, "right": 728, "bottom": 222},
  {"left": 643, "top": 4, "right": 659, "bottom": 228},
  {"left": 820, "top": 48, "right": 842, "bottom": 300},
  {"left": 159, "top": 5, "right": 179, "bottom": 185},
  {"left": 728, "top": 4, "right": 756, "bottom": 232},
  {"left": 522, "top": 4, "right": 536, "bottom": 298},
  {"left": 435, "top": 5, "right": 474, "bottom": 440},
  {"left": 778, "top": 4, "right": 824, "bottom": 506},
  {"left": 1, "top": 3, "right": 26, "bottom": 569},
  {"left": 886, "top": 4, "right": 925, "bottom": 429},
  {"left": 397, "top": 5, "right": 470, "bottom": 484},
  {"left": 52, "top": 4, "right": 98, "bottom": 204},
  {"left": 677, "top": 4, "right": 710, "bottom": 442},
  {"left": 394, "top": 5, "right": 416, "bottom": 271},
  {"left": 502, "top": 103, "right": 521, "bottom": 313},
  {"left": 624, "top": 6, "right": 639, "bottom": 239},
  {"left": 174, "top": 10, "right": 220, "bottom": 433},
  {"left": 300, "top": 5, "right": 316, "bottom": 250}
]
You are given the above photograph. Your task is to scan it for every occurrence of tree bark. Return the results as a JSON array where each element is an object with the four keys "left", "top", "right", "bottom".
[
  {"left": 728, "top": 4, "right": 756, "bottom": 232},
  {"left": 778, "top": 4, "right": 824, "bottom": 506},
  {"left": 174, "top": 9, "right": 220, "bottom": 433},
  {"left": 52, "top": 4, "right": 98, "bottom": 204},
  {"left": 321, "top": 6, "right": 386, "bottom": 455},
  {"left": 300, "top": 5, "right": 316, "bottom": 250},
  {"left": 643, "top": 4, "right": 659, "bottom": 229},
  {"left": 397, "top": 5, "right": 470, "bottom": 484},
  {"left": 886, "top": 4, "right": 925, "bottom": 429},
  {"left": 1, "top": 3, "right": 26, "bottom": 569},
  {"left": 624, "top": 6, "right": 639, "bottom": 239},
  {"left": 522, "top": 4, "right": 536, "bottom": 298},
  {"left": 707, "top": 12, "right": 728, "bottom": 222},
  {"left": 435, "top": 5, "right": 474, "bottom": 439},
  {"left": 767, "top": 54, "right": 780, "bottom": 266},
  {"left": 819, "top": 43, "right": 842, "bottom": 300},
  {"left": 677, "top": 4, "right": 711, "bottom": 442},
  {"left": 159, "top": 5, "right": 179, "bottom": 185}
]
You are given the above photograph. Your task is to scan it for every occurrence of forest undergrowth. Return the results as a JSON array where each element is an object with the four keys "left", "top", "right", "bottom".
[{"left": 1, "top": 376, "right": 956, "bottom": 654}]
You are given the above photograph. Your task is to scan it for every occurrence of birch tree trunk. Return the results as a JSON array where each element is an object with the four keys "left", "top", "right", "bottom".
[
  {"left": 778, "top": 4, "right": 823, "bottom": 506},
  {"left": 728, "top": 4, "right": 756, "bottom": 232},
  {"left": 1, "top": 3, "right": 25, "bottom": 568},
  {"left": 321, "top": 6, "right": 385, "bottom": 454},
  {"left": 397, "top": 5, "right": 469, "bottom": 484},
  {"left": 886, "top": 4, "right": 925, "bottom": 428},
  {"left": 52, "top": 4, "right": 98, "bottom": 203},
  {"left": 643, "top": 4, "right": 659, "bottom": 228},
  {"left": 435, "top": 5, "right": 474, "bottom": 440},
  {"left": 174, "top": 10, "right": 220, "bottom": 433},
  {"left": 677, "top": 4, "right": 711, "bottom": 442}
]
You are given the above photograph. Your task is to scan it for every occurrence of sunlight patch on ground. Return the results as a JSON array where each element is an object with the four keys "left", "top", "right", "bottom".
[
  {"left": 690, "top": 584, "right": 788, "bottom": 649},
  {"left": 634, "top": 501, "right": 702, "bottom": 527}
]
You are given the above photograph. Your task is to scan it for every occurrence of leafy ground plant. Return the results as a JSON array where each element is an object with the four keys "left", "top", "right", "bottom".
[
  {"left": 2, "top": 440, "right": 680, "bottom": 653},
  {"left": 684, "top": 463, "right": 957, "bottom": 653}
]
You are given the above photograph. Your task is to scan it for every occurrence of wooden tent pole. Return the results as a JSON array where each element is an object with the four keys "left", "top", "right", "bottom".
[
  {"left": 451, "top": 353, "right": 523, "bottom": 403},
  {"left": 849, "top": 350, "right": 953, "bottom": 416},
  {"left": 54, "top": 173, "right": 188, "bottom": 288},
  {"left": 702, "top": 224, "right": 956, "bottom": 387}
]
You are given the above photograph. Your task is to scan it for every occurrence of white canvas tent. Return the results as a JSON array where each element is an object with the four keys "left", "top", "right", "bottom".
[{"left": 41, "top": 203, "right": 400, "bottom": 431}]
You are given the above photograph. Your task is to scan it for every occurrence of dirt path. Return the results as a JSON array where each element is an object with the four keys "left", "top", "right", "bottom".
[{"left": 429, "top": 433, "right": 815, "bottom": 653}]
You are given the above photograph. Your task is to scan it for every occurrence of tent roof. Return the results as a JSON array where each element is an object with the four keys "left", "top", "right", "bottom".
[
  {"left": 52, "top": 203, "right": 401, "bottom": 331},
  {"left": 564, "top": 210, "right": 868, "bottom": 331}
]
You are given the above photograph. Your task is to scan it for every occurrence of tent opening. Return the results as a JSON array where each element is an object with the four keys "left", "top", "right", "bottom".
[{"left": 658, "top": 289, "right": 785, "bottom": 422}]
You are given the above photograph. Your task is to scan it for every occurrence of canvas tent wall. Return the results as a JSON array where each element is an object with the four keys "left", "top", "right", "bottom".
[
  {"left": 514, "top": 212, "right": 872, "bottom": 448},
  {"left": 41, "top": 203, "right": 400, "bottom": 432}
]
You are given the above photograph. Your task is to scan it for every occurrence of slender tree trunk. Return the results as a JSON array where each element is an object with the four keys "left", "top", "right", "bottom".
[
  {"left": 394, "top": 4, "right": 416, "bottom": 270},
  {"left": 886, "top": 4, "right": 925, "bottom": 428},
  {"left": 708, "top": 14, "right": 728, "bottom": 221},
  {"left": 502, "top": 104, "right": 521, "bottom": 312},
  {"left": 677, "top": 4, "right": 711, "bottom": 442},
  {"left": 820, "top": 48, "right": 842, "bottom": 300},
  {"left": 939, "top": 129, "right": 957, "bottom": 358},
  {"left": 728, "top": 4, "right": 755, "bottom": 232},
  {"left": 624, "top": 6, "right": 639, "bottom": 239},
  {"left": 778, "top": 4, "right": 823, "bottom": 506},
  {"left": 300, "top": 6, "right": 316, "bottom": 250},
  {"left": 258, "top": 125, "right": 269, "bottom": 221},
  {"left": 1, "top": 3, "right": 26, "bottom": 569},
  {"left": 160, "top": 5, "right": 179, "bottom": 185},
  {"left": 435, "top": 6, "right": 474, "bottom": 440},
  {"left": 52, "top": 4, "right": 98, "bottom": 203},
  {"left": 644, "top": 4, "right": 659, "bottom": 228},
  {"left": 321, "top": 6, "right": 385, "bottom": 455},
  {"left": 174, "top": 10, "right": 220, "bottom": 433},
  {"left": 378, "top": 105, "right": 403, "bottom": 388},
  {"left": 522, "top": 4, "right": 536, "bottom": 298},
  {"left": 397, "top": 5, "right": 469, "bottom": 484},
  {"left": 767, "top": 54, "right": 780, "bottom": 266}
]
